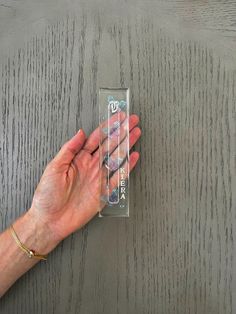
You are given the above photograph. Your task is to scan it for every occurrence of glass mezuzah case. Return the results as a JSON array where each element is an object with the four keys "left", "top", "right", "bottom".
[{"left": 98, "top": 88, "right": 130, "bottom": 217}]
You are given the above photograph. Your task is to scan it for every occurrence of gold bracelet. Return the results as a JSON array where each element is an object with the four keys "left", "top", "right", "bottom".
[{"left": 9, "top": 224, "right": 47, "bottom": 261}]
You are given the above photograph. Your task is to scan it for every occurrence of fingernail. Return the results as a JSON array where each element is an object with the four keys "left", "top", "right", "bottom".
[{"left": 77, "top": 129, "right": 86, "bottom": 137}]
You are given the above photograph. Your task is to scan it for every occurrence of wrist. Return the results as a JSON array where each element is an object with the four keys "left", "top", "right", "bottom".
[{"left": 13, "top": 210, "right": 60, "bottom": 257}]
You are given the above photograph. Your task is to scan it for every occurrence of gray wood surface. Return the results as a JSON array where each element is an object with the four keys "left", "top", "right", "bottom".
[{"left": 0, "top": 1, "right": 235, "bottom": 313}]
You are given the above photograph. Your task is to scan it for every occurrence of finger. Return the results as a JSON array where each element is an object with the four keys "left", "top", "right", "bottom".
[
  {"left": 53, "top": 129, "right": 87, "bottom": 165},
  {"left": 102, "top": 126, "right": 141, "bottom": 172},
  {"left": 83, "top": 111, "right": 126, "bottom": 154},
  {"left": 93, "top": 114, "right": 140, "bottom": 159},
  {"left": 106, "top": 151, "right": 140, "bottom": 195}
]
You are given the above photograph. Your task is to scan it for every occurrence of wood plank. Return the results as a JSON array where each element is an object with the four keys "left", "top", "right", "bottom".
[{"left": 0, "top": 3, "right": 235, "bottom": 314}]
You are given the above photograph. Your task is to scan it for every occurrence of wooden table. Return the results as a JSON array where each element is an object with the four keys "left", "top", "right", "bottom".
[{"left": 0, "top": 1, "right": 235, "bottom": 313}]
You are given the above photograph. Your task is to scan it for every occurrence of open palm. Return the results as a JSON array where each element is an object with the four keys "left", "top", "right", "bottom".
[{"left": 29, "top": 113, "right": 141, "bottom": 243}]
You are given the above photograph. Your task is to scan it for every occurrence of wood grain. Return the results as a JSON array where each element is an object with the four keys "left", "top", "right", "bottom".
[{"left": 0, "top": 2, "right": 235, "bottom": 314}]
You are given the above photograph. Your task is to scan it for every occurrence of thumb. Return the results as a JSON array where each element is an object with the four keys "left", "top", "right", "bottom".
[{"left": 53, "top": 129, "right": 87, "bottom": 165}]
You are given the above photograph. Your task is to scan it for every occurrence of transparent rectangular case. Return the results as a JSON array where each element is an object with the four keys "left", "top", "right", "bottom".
[{"left": 98, "top": 87, "right": 130, "bottom": 217}]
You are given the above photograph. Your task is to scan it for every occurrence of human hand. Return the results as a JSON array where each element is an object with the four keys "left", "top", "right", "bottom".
[{"left": 28, "top": 113, "right": 141, "bottom": 246}]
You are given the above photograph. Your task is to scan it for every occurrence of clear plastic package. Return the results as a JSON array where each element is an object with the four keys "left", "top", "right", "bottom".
[{"left": 98, "top": 88, "right": 130, "bottom": 217}]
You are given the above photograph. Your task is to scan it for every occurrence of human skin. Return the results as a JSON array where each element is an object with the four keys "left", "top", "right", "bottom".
[{"left": 0, "top": 113, "right": 141, "bottom": 297}]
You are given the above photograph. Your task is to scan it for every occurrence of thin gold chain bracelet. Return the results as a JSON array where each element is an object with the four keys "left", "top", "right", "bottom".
[{"left": 9, "top": 224, "right": 47, "bottom": 261}]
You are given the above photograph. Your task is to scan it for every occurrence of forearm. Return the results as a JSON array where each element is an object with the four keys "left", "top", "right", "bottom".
[{"left": 0, "top": 210, "right": 59, "bottom": 297}]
